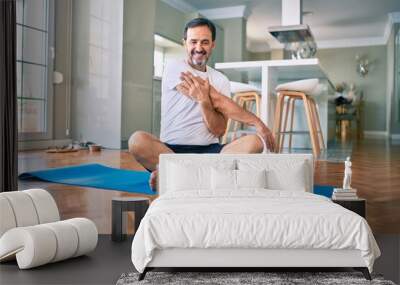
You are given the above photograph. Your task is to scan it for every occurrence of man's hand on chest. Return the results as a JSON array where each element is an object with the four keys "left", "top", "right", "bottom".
[{"left": 177, "top": 71, "right": 212, "bottom": 104}]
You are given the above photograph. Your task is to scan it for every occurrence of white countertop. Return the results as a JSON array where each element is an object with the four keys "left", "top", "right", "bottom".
[
  {"left": 215, "top": 58, "right": 334, "bottom": 89},
  {"left": 215, "top": 58, "right": 320, "bottom": 69}
]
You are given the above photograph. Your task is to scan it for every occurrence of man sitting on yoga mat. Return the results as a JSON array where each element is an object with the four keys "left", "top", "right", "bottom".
[{"left": 128, "top": 18, "right": 275, "bottom": 189}]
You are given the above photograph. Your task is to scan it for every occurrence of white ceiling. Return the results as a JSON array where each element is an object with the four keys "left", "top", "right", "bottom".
[{"left": 182, "top": 0, "right": 400, "bottom": 52}]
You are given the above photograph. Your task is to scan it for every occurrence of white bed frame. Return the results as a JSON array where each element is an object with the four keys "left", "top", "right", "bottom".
[
  {"left": 148, "top": 249, "right": 365, "bottom": 268},
  {"left": 140, "top": 154, "right": 371, "bottom": 280}
]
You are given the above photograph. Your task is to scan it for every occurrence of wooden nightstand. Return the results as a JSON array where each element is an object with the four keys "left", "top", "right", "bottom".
[{"left": 332, "top": 198, "right": 366, "bottom": 218}]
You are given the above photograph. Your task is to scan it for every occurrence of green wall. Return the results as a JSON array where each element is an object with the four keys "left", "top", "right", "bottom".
[
  {"left": 155, "top": 0, "right": 186, "bottom": 43},
  {"left": 390, "top": 23, "right": 400, "bottom": 135},
  {"left": 122, "top": 0, "right": 156, "bottom": 144},
  {"left": 208, "top": 23, "right": 224, "bottom": 68},
  {"left": 317, "top": 46, "right": 387, "bottom": 132},
  {"left": 215, "top": 17, "right": 247, "bottom": 81}
]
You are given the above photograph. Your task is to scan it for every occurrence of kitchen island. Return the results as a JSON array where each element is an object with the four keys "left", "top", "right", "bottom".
[{"left": 215, "top": 58, "right": 336, "bottom": 149}]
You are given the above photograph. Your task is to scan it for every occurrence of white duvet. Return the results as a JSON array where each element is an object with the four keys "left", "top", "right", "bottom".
[{"left": 131, "top": 190, "right": 380, "bottom": 273}]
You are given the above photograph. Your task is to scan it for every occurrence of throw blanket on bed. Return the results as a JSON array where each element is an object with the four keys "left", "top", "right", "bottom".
[{"left": 131, "top": 190, "right": 380, "bottom": 273}]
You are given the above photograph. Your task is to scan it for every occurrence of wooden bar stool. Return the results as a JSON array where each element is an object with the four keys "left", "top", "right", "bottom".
[
  {"left": 336, "top": 100, "right": 364, "bottom": 140},
  {"left": 273, "top": 79, "right": 325, "bottom": 157},
  {"left": 222, "top": 82, "right": 261, "bottom": 144}
]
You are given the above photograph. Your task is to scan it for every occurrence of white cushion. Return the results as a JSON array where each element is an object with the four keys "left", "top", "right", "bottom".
[
  {"left": 0, "top": 218, "right": 98, "bottom": 269},
  {"left": 167, "top": 163, "right": 210, "bottom": 191},
  {"left": 24, "top": 189, "right": 60, "bottom": 223},
  {"left": 0, "top": 189, "right": 98, "bottom": 269},
  {"left": 211, "top": 169, "right": 267, "bottom": 190},
  {"left": 1, "top": 192, "right": 39, "bottom": 227},
  {"left": 308, "top": 83, "right": 325, "bottom": 96},
  {"left": 64, "top": 218, "right": 98, "bottom": 257},
  {"left": 237, "top": 159, "right": 310, "bottom": 192},
  {"left": 230, "top": 81, "right": 261, "bottom": 94},
  {"left": 275, "top": 79, "right": 319, "bottom": 94},
  {"left": 159, "top": 154, "right": 313, "bottom": 195},
  {"left": 167, "top": 160, "right": 236, "bottom": 192},
  {"left": 0, "top": 226, "right": 57, "bottom": 269},
  {"left": 211, "top": 168, "right": 236, "bottom": 190},
  {"left": 236, "top": 169, "right": 267, "bottom": 189},
  {"left": 0, "top": 196, "right": 16, "bottom": 237},
  {"left": 42, "top": 221, "right": 79, "bottom": 262},
  {"left": 266, "top": 161, "right": 308, "bottom": 191},
  {"left": 0, "top": 190, "right": 60, "bottom": 236}
]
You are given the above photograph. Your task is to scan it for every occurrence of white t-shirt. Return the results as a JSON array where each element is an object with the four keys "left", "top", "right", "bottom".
[{"left": 160, "top": 59, "right": 231, "bottom": 145}]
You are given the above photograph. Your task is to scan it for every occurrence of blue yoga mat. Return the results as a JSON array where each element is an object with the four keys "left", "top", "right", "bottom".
[
  {"left": 20, "top": 163, "right": 335, "bottom": 198},
  {"left": 19, "top": 163, "right": 156, "bottom": 195},
  {"left": 313, "top": 184, "right": 334, "bottom": 198}
]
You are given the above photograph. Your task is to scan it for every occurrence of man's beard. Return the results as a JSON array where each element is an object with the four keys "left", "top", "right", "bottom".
[
  {"left": 191, "top": 51, "right": 208, "bottom": 66},
  {"left": 192, "top": 58, "right": 207, "bottom": 66}
]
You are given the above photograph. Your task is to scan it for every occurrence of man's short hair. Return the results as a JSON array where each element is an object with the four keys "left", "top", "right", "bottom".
[{"left": 183, "top": 18, "right": 216, "bottom": 41}]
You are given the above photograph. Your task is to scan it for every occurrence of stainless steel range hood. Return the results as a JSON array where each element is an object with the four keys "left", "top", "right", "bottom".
[
  {"left": 268, "top": 24, "right": 314, "bottom": 44},
  {"left": 268, "top": 0, "right": 317, "bottom": 59}
]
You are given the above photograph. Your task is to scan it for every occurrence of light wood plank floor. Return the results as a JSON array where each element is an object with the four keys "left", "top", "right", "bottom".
[{"left": 18, "top": 138, "right": 400, "bottom": 234}]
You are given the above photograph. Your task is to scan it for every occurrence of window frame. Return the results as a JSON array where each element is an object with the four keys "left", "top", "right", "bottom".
[
  {"left": 17, "top": 0, "right": 55, "bottom": 142},
  {"left": 395, "top": 26, "right": 400, "bottom": 123},
  {"left": 153, "top": 45, "right": 165, "bottom": 79}
]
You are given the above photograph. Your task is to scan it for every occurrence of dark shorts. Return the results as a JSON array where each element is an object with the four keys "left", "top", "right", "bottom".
[{"left": 164, "top": 143, "right": 225, "bottom": 154}]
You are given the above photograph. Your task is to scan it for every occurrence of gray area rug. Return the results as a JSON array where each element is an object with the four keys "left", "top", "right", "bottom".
[{"left": 116, "top": 271, "right": 395, "bottom": 285}]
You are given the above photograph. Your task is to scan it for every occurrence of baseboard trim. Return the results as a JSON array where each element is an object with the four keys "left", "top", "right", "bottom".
[
  {"left": 363, "top": 131, "right": 388, "bottom": 138},
  {"left": 18, "top": 139, "right": 72, "bottom": 151}
]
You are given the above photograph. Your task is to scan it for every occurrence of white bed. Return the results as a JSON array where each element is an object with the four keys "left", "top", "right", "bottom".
[{"left": 131, "top": 154, "right": 380, "bottom": 280}]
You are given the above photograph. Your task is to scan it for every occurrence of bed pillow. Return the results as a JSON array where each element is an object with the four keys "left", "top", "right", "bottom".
[
  {"left": 266, "top": 164, "right": 307, "bottom": 191},
  {"left": 237, "top": 159, "right": 309, "bottom": 191},
  {"left": 236, "top": 169, "right": 267, "bottom": 189},
  {"left": 167, "top": 160, "right": 235, "bottom": 192},
  {"left": 211, "top": 168, "right": 267, "bottom": 190},
  {"left": 211, "top": 168, "right": 236, "bottom": 190}
]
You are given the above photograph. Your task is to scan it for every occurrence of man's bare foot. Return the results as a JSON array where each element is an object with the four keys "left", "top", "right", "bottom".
[{"left": 149, "top": 170, "right": 158, "bottom": 191}]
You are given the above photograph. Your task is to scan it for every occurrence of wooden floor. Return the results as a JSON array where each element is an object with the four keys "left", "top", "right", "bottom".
[{"left": 18, "top": 138, "right": 400, "bottom": 234}]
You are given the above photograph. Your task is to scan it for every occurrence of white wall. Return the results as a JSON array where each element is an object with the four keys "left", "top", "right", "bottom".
[{"left": 71, "top": 0, "right": 123, "bottom": 149}]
